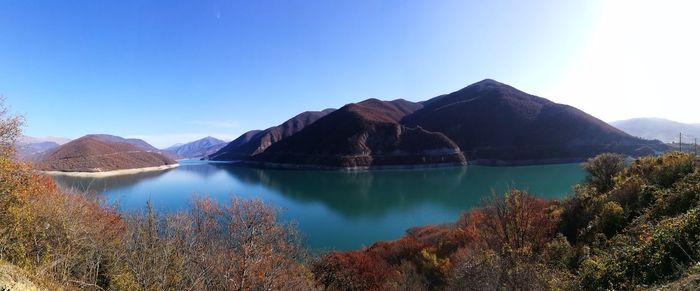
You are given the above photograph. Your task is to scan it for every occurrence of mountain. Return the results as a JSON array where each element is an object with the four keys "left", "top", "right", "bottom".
[
  {"left": 19, "top": 135, "right": 71, "bottom": 145},
  {"left": 164, "top": 136, "right": 227, "bottom": 159},
  {"left": 37, "top": 135, "right": 177, "bottom": 172},
  {"left": 251, "top": 99, "right": 466, "bottom": 168},
  {"left": 16, "top": 141, "right": 60, "bottom": 162},
  {"left": 15, "top": 136, "right": 71, "bottom": 162},
  {"left": 85, "top": 133, "right": 180, "bottom": 159},
  {"left": 401, "top": 79, "right": 664, "bottom": 163},
  {"left": 208, "top": 109, "right": 335, "bottom": 161},
  {"left": 85, "top": 134, "right": 159, "bottom": 151},
  {"left": 241, "top": 79, "right": 665, "bottom": 168},
  {"left": 610, "top": 118, "right": 700, "bottom": 143},
  {"left": 166, "top": 143, "right": 185, "bottom": 150}
]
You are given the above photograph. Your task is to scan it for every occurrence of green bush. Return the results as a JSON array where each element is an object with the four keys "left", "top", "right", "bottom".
[{"left": 583, "top": 153, "right": 626, "bottom": 193}]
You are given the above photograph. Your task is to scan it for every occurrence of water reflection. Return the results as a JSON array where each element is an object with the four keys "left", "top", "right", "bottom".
[
  {"left": 53, "top": 168, "right": 173, "bottom": 195},
  {"left": 50, "top": 161, "right": 585, "bottom": 250}
]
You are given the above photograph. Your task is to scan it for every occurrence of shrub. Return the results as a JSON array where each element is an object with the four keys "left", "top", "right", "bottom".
[
  {"left": 117, "top": 198, "right": 313, "bottom": 290},
  {"left": 313, "top": 251, "right": 395, "bottom": 291},
  {"left": 583, "top": 153, "right": 626, "bottom": 193},
  {"left": 595, "top": 201, "right": 626, "bottom": 238}
]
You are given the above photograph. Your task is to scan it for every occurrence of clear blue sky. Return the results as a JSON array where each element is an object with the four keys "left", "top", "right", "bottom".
[{"left": 2, "top": 0, "right": 697, "bottom": 147}]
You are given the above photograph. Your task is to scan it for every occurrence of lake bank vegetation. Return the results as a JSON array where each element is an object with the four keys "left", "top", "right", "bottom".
[{"left": 3, "top": 105, "right": 700, "bottom": 290}]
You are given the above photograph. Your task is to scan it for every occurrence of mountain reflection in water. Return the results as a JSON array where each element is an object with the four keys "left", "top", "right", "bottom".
[{"left": 51, "top": 161, "right": 585, "bottom": 250}]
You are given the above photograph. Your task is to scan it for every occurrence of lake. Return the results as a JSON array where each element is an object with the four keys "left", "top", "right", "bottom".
[{"left": 51, "top": 161, "right": 586, "bottom": 250}]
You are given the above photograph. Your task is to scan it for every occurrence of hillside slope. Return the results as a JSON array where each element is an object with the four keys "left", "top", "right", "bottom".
[
  {"left": 38, "top": 136, "right": 177, "bottom": 172},
  {"left": 209, "top": 109, "right": 334, "bottom": 161},
  {"left": 252, "top": 99, "right": 466, "bottom": 168},
  {"left": 402, "top": 79, "right": 665, "bottom": 163}
]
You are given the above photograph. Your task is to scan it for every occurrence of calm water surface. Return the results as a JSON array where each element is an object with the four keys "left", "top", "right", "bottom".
[{"left": 51, "top": 161, "right": 585, "bottom": 250}]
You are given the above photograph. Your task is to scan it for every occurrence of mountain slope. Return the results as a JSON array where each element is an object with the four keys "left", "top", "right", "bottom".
[
  {"left": 38, "top": 136, "right": 177, "bottom": 172},
  {"left": 85, "top": 133, "right": 180, "bottom": 159},
  {"left": 164, "top": 136, "right": 227, "bottom": 159},
  {"left": 86, "top": 134, "right": 159, "bottom": 151},
  {"left": 252, "top": 99, "right": 466, "bottom": 168},
  {"left": 402, "top": 79, "right": 665, "bottom": 163},
  {"left": 209, "top": 109, "right": 334, "bottom": 161},
  {"left": 610, "top": 118, "right": 700, "bottom": 143}
]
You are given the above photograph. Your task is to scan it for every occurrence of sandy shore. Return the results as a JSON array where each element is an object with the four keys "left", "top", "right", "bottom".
[{"left": 41, "top": 163, "right": 179, "bottom": 178}]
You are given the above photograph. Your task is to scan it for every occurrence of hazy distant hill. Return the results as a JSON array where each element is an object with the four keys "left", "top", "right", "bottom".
[
  {"left": 38, "top": 135, "right": 176, "bottom": 172},
  {"left": 215, "top": 79, "right": 665, "bottom": 168},
  {"left": 610, "top": 118, "right": 700, "bottom": 143},
  {"left": 16, "top": 136, "right": 71, "bottom": 162},
  {"left": 19, "top": 135, "right": 71, "bottom": 145},
  {"left": 164, "top": 136, "right": 227, "bottom": 159},
  {"left": 209, "top": 109, "right": 334, "bottom": 161},
  {"left": 16, "top": 141, "right": 60, "bottom": 162}
]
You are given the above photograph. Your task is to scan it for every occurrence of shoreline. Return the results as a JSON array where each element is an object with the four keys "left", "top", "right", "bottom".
[
  {"left": 41, "top": 163, "right": 179, "bottom": 177},
  {"left": 222, "top": 158, "right": 590, "bottom": 171},
  {"left": 235, "top": 161, "right": 468, "bottom": 171}
]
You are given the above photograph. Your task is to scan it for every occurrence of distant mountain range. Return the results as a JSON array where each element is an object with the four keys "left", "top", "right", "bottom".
[
  {"left": 16, "top": 136, "right": 71, "bottom": 162},
  {"left": 164, "top": 136, "right": 227, "bottom": 159},
  {"left": 211, "top": 79, "right": 666, "bottom": 169},
  {"left": 37, "top": 135, "right": 177, "bottom": 172},
  {"left": 610, "top": 118, "right": 700, "bottom": 143},
  {"left": 19, "top": 135, "right": 71, "bottom": 145}
]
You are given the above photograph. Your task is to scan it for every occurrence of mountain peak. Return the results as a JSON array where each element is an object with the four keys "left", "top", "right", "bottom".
[{"left": 473, "top": 78, "right": 502, "bottom": 85}]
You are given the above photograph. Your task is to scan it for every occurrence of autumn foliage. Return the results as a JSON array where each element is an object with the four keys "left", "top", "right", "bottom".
[
  {"left": 312, "top": 153, "right": 700, "bottom": 290},
  {"left": 310, "top": 188, "right": 560, "bottom": 290},
  {"left": 0, "top": 101, "right": 313, "bottom": 289}
]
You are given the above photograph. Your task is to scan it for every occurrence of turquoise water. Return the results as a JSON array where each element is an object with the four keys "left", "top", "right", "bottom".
[{"left": 51, "top": 161, "right": 586, "bottom": 250}]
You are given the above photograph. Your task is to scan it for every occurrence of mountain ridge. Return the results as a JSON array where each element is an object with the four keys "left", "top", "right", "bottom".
[
  {"left": 611, "top": 118, "right": 700, "bottom": 143},
  {"left": 208, "top": 109, "right": 335, "bottom": 161},
  {"left": 214, "top": 79, "right": 666, "bottom": 168},
  {"left": 164, "top": 136, "right": 227, "bottom": 159}
]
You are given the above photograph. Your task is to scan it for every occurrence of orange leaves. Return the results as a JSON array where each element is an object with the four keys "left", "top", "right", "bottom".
[
  {"left": 313, "top": 251, "right": 394, "bottom": 291},
  {"left": 312, "top": 189, "right": 562, "bottom": 289},
  {"left": 479, "top": 189, "right": 557, "bottom": 254},
  {"left": 117, "top": 197, "right": 312, "bottom": 290}
]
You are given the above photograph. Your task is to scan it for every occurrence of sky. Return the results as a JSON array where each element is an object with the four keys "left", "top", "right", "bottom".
[{"left": 1, "top": 0, "right": 698, "bottom": 148}]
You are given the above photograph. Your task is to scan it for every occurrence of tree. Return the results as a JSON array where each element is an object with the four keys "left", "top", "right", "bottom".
[
  {"left": 0, "top": 96, "right": 23, "bottom": 159},
  {"left": 480, "top": 189, "right": 555, "bottom": 253},
  {"left": 583, "top": 153, "right": 626, "bottom": 193}
]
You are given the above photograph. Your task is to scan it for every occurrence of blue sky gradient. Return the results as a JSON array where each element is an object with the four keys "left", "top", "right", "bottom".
[{"left": 1, "top": 0, "right": 696, "bottom": 147}]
